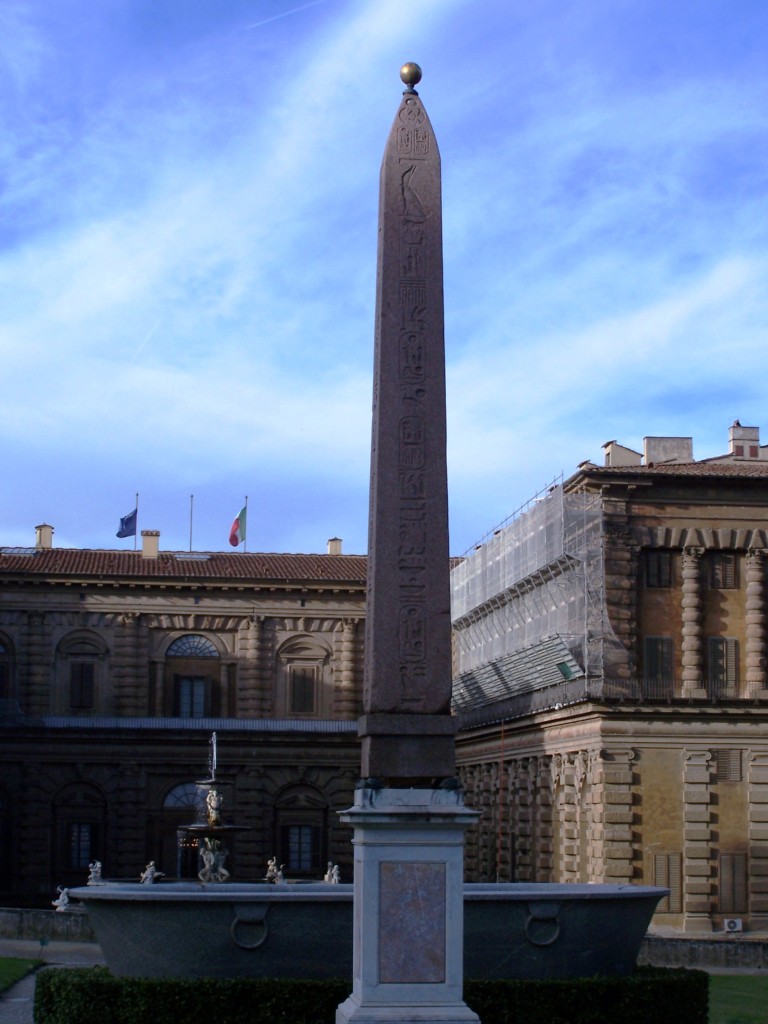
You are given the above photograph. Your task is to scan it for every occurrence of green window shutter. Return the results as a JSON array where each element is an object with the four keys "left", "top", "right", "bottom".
[
  {"left": 709, "top": 638, "right": 738, "bottom": 689},
  {"left": 645, "top": 638, "right": 674, "bottom": 682},
  {"left": 653, "top": 852, "right": 681, "bottom": 913},
  {"left": 719, "top": 852, "right": 748, "bottom": 915},
  {"left": 646, "top": 551, "right": 672, "bottom": 588}
]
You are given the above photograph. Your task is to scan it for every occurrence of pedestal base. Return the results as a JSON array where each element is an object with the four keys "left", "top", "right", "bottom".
[
  {"left": 336, "top": 787, "right": 479, "bottom": 1024},
  {"left": 337, "top": 996, "right": 479, "bottom": 1024}
]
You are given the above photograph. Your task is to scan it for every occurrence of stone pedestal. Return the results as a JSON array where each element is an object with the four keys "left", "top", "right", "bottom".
[{"left": 336, "top": 787, "right": 479, "bottom": 1024}]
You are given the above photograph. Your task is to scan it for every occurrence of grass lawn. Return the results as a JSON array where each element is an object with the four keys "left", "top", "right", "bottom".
[
  {"left": 0, "top": 956, "right": 40, "bottom": 994},
  {"left": 709, "top": 975, "right": 768, "bottom": 1024}
]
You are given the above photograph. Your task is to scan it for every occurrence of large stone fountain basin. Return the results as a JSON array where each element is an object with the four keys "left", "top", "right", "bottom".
[{"left": 70, "top": 881, "right": 666, "bottom": 980}]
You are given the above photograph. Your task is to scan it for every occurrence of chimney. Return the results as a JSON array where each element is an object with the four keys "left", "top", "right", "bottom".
[
  {"left": 602, "top": 441, "right": 642, "bottom": 467},
  {"left": 35, "top": 524, "right": 54, "bottom": 550},
  {"left": 327, "top": 537, "right": 343, "bottom": 555},
  {"left": 729, "top": 420, "right": 760, "bottom": 459},
  {"left": 643, "top": 436, "right": 693, "bottom": 464},
  {"left": 141, "top": 530, "right": 160, "bottom": 559}
]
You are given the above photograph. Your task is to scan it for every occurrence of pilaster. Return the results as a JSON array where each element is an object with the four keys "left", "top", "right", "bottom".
[
  {"left": 597, "top": 749, "right": 635, "bottom": 883},
  {"left": 745, "top": 550, "right": 767, "bottom": 696},
  {"left": 748, "top": 752, "right": 768, "bottom": 928},
  {"left": 682, "top": 751, "right": 714, "bottom": 932},
  {"left": 336, "top": 618, "right": 361, "bottom": 718},
  {"left": 681, "top": 547, "right": 706, "bottom": 698}
]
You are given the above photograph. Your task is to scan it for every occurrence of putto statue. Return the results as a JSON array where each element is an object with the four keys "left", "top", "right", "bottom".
[
  {"left": 52, "top": 885, "right": 70, "bottom": 912},
  {"left": 266, "top": 856, "right": 284, "bottom": 883},
  {"left": 198, "top": 838, "right": 230, "bottom": 883},
  {"left": 206, "top": 788, "right": 223, "bottom": 826},
  {"left": 87, "top": 860, "right": 103, "bottom": 885},
  {"left": 140, "top": 861, "right": 164, "bottom": 884}
]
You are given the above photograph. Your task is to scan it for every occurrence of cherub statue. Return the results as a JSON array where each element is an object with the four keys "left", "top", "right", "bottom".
[
  {"left": 87, "top": 860, "right": 102, "bottom": 884},
  {"left": 323, "top": 860, "right": 334, "bottom": 882},
  {"left": 330, "top": 864, "right": 341, "bottom": 884},
  {"left": 198, "top": 845, "right": 216, "bottom": 883},
  {"left": 206, "top": 788, "right": 223, "bottom": 826},
  {"left": 140, "top": 860, "right": 164, "bottom": 884},
  {"left": 266, "top": 856, "right": 279, "bottom": 882},
  {"left": 52, "top": 885, "right": 70, "bottom": 911}
]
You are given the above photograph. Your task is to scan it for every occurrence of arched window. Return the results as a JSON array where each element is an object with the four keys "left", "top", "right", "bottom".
[
  {"left": 165, "top": 634, "right": 220, "bottom": 718},
  {"left": 273, "top": 784, "right": 329, "bottom": 878},
  {"left": 275, "top": 636, "right": 332, "bottom": 717},
  {"left": 163, "top": 782, "right": 205, "bottom": 810},
  {"left": 56, "top": 632, "right": 109, "bottom": 714},
  {"left": 167, "top": 635, "right": 219, "bottom": 659},
  {"left": 52, "top": 782, "right": 107, "bottom": 888},
  {"left": 160, "top": 782, "right": 207, "bottom": 880}
]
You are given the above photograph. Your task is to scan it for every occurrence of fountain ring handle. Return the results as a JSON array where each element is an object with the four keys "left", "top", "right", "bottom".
[
  {"left": 523, "top": 902, "right": 562, "bottom": 947},
  {"left": 230, "top": 906, "right": 270, "bottom": 950}
]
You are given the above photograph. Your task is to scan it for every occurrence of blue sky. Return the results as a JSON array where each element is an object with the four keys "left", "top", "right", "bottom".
[{"left": 2, "top": 0, "right": 768, "bottom": 556}]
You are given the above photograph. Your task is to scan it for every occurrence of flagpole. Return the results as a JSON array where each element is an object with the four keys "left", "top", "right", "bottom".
[
  {"left": 134, "top": 492, "right": 139, "bottom": 552},
  {"left": 189, "top": 494, "right": 194, "bottom": 552},
  {"left": 244, "top": 495, "right": 248, "bottom": 553}
]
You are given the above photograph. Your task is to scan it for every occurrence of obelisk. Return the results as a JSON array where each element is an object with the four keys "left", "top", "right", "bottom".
[
  {"left": 336, "top": 65, "right": 479, "bottom": 1024},
  {"left": 359, "top": 60, "right": 456, "bottom": 784}
]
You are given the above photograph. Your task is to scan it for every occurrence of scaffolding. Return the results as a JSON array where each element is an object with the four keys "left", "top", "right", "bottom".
[{"left": 451, "top": 481, "right": 613, "bottom": 712}]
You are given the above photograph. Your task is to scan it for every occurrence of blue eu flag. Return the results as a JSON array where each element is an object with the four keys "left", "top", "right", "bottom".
[{"left": 116, "top": 508, "right": 137, "bottom": 538}]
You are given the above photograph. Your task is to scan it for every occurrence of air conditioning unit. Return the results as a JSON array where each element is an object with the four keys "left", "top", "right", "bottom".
[{"left": 724, "top": 918, "right": 743, "bottom": 933}]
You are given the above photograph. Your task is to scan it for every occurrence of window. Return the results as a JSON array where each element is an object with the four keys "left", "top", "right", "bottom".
[
  {"left": 714, "top": 749, "right": 742, "bottom": 782},
  {"left": 719, "top": 852, "right": 748, "bottom": 915},
  {"left": 276, "top": 636, "right": 331, "bottom": 717},
  {"left": 644, "top": 637, "right": 674, "bottom": 696},
  {"left": 175, "top": 676, "right": 207, "bottom": 718},
  {"left": 653, "top": 852, "right": 682, "bottom": 913},
  {"left": 282, "top": 825, "right": 320, "bottom": 872},
  {"left": 166, "top": 635, "right": 220, "bottom": 718},
  {"left": 708, "top": 638, "right": 738, "bottom": 693},
  {"left": 69, "top": 823, "right": 93, "bottom": 869},
  {"left": 167, "top": 635, "right": 218, "bottom": 658},
  {"left": 711, "top": 553, "right": 738, "bottom": 590},
  {"left": 164, "top": 783, "right": 205, "bottom": 810},
  {"left": 288, "top": 666, "right": 317, "bottom": 714},
  {"left": 645, "top": 551, "right": 672, "bottom": 588},
  {"left": 69, "top": 662, "right": 95, "bottom": 710},
  {"left": 57, "top": 634, "right": 106, "bottom": 714}
]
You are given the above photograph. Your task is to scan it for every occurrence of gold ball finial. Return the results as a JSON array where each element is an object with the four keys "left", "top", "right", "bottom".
[{"left": 400, "top": 62, "right": 422, "bottom": 93}]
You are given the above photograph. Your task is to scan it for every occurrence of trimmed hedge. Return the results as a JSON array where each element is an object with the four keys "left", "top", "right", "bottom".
[{"left": 34, "top": 967, "right": 708, "bottom": 1024}]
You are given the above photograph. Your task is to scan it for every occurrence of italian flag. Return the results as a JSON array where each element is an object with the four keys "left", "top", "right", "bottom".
[{"left": 229, "top": 505, "right": 246, "bottom": 547}]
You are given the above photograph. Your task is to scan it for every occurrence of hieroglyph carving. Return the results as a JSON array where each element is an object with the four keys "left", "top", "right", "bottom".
[{"left": 395, "top": 97, "right": 431, "bottom": 705}]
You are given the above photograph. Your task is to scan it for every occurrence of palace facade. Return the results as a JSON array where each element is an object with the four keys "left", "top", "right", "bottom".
[
  {"left": 0, "top": 530, "right": 365, "bottom": 902},
  {"left": 4, "top": 421, "right": 768, "bottom": 934},
  {"left": 453, "top": 422, "right": 768, "bottom": 933}
]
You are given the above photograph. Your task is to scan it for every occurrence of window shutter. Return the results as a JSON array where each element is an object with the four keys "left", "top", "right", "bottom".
[
  {"left": 709, "top": 638, "right": 738, "bottom": 689},
  {"left": 646, "top": 551, "right": 672, "bottom": 588},
  {"left": 653, "top": 852, "right": 681, "bottom": 913},
  {"left": 715, "top": 749, "right": 742, "bottom": 782},
  {"left": 70, "top": 662, "right": 95, "bottom": 709},
  {"left": 719, "top": 852, "right": 748, "bottom": 914},
  {"left": 288, "top": 666, "right": 316, "bottom": 714},
  {"left": 711, "top": 553, "right": 737, "bottom": 589},
  {"left": 645, "top": 638, "right": 674, "bottom": 682}
]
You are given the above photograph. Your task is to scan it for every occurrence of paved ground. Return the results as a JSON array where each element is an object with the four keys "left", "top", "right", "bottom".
[{"left": 0, "top": 939, "right": 105, "bottom": 1024}]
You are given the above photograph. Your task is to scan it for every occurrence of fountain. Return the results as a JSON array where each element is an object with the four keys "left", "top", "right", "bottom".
[
  {"left": 175, "top": 733, "right": 247, "bottom": 883},
  {"left": 70, "top": 66, "right": 667, "bottom": 991}
]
